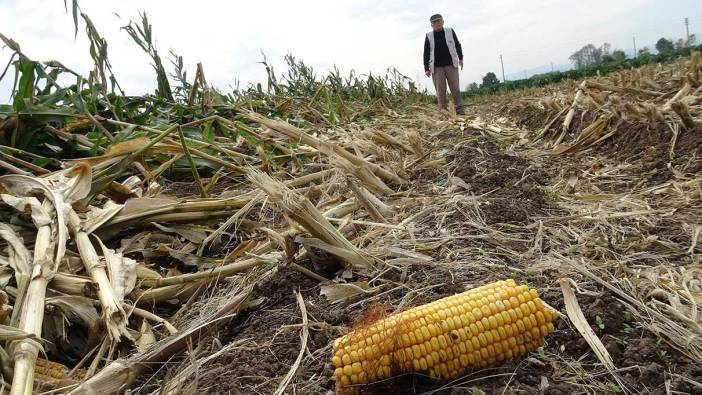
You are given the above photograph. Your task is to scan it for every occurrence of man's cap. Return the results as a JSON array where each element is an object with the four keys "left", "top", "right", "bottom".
[{"left": 430, "top": 14, "right": 443, "bottom": 22}]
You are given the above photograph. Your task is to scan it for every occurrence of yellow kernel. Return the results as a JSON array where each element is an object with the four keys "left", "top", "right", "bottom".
[
  {"left": 487, "top": 344, "right": 496, "bottom": 357},
  {"left": 465, "top": 339, "right": 474, "bottom": 353},
  {"left": 466, "top": 352, "right": 475, "bottom": 365},
  {"left": 431, "top": 336, "right": 440, "bottom": 351},
  {"left": 458, "top": 328, "right": 468, "bottom": 341},
  {"left": 413, "top": 344, "right": 422, "bottom": 359},
  {"left": 439, "top": 363, "right": 449, "bottom": 378},
  {"left": 343, "top": 365, "right": 353, "bottom": 376},
  {"left": 395, "top": 350, "right": 405, "bottom": 363},
  {"left": 419, "top": 343, "right": 428, "bottom": 356},
  {"left": 439, "top": 349, "right": 448, "bottom": 362},
  {"left": 489, "top": 302, "right": 499, "bottom": 315},
  {"left": 536, "top": 311, "right": 546, "bottom": 325},
  {"left": 485, "top": 330, "right": 495, "bottom": 345},
  {"left": 475, "top": 320, "right": 485, "bottom": 333},
  {"left": 494, "top": 313, "right": 504, "bottom": 327},
  {"left": 460, "top": 353, "right": 469, "bottom": 367},
  {"left": 352, "top": 362, "right": 362, "bottom": 374},
  {"left": 420, "top": 357, "right": 428, "bottom": 370},
  {"left": 501, "top": 339, "right": 510, "bottom": 353},
  {"left": 340, "top": 375, "right": 350, "bottom": 386},
  {"left": 469, "top": 323, "right": 479, "bottom": 336},
  {"left": 478, "top": 333, "right": 487, "bottom": 347},
  {"left": 481, "top": 305, "right": 491, "bottom": 317},
  {"left": 527, "top": 301, "right": 537, "bottom": 314},
  {"left": 529, "top": 315, "right": 538, "bottom": 329},
  {"left": 543, "top": 308, "right": 553, "bottom": 322},
  {"left": 334, "top": 367, "right": 343, "bottom": 378},
  {"left": 381, "top": 365, "right": 391, "bottom": 377},
  {"left": 471, "top": 336, "right": 480, "bottom": 350},
  {"left": 488, "top": 315, "right": 498, "bottom": 330},
  {"left": 534, "top": 297, "right": 544, "bottom": 311},
  {"left": 350, "top": 350, "right": 360, "bottom": 363},
  {"left": 480, "top": 347, "right": 489, "bottom": 360},
  {"left": 505, "top": 324, "right": 514, "bottom": 337},
  {"left": 428, "top": 324, "right": 439, "bottom": 337},
  {"left": 472, "top": 307, "right": 483, "bottom": 320},
  {"left": 509, "top": 297, "right": 519, "bottom": 308},
  {"left": 508, "top": 309, "right": 519, "bottom": 322},
  {"left": 501, "top": 311, "right": 512, "bottom": 324},
  {"left": 332, "top": 356, "right": 342, "bottom": 368},
  {"left": 523, "top": 316, "right": 534, "bottom": 330},
  {"left": 438, "top": 335, "right": 448, "bottom": 349},
  {"left": 508, "top": 337, "right": 517, "bottom": 348},
  {"left": 421, "top": 326, "right": 431, "bottom": 341},
  {"left": 441, "top": 318, "right": 456, "bottom": 333},
  {"left": 342, "top": 354, "right": 352, "bottom": 365},
  {"left": 520, "top": 303, "right": 531, "bottom": 316},
  {"left": 424, "top": 340, "right": 433, "bottom": 354},
  {"left": 446, "top": 359, "right": 456, "bottom": 373}
]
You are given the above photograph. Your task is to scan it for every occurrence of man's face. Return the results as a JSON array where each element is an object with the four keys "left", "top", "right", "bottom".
[{"left": 431, "top": 19, "right": 444, "bottom": 32}]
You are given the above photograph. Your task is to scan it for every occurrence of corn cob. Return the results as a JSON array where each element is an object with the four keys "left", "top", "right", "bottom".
[
  {"left": 34, "top": 358, "right": 86, "bottom": 386},
  {"left": 331, "top": 279, "right": 557, "bottom": 393}
]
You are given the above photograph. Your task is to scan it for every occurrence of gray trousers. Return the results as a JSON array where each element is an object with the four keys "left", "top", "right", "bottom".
[{"left": 432, "top": 65, "right": 462, "bottom": 110}]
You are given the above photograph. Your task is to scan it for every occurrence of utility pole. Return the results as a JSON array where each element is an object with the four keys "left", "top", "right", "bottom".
[
  {"left": 633, "top": 37, "right": 637, "bottom": 58},
  {"left": 685, "top": 18, "right": 690, "bottom": 45},
  {"left": 550, "top": 62, "right": 554, "bottom": 72},
  {"left": 499, "top": 54, "right": 506, "bottom": 82}
]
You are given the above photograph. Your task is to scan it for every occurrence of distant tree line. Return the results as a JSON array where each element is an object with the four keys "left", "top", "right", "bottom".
[{"left": 463, "top": 33, "right": 699, "bottom": 97}]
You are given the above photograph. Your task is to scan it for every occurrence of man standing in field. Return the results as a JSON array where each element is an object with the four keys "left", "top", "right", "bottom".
[{"left": 423, "top": 13, "right": 465, "bottom": 115}]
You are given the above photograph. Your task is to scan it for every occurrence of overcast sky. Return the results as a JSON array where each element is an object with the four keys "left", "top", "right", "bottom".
[{"left": 1, "top": 0, "right": 700, "bottom": 103}]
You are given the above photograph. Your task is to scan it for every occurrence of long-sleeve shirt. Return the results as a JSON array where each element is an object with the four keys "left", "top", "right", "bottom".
[{"left": 423, "top": 29, "right": 463, "bottom": 71}]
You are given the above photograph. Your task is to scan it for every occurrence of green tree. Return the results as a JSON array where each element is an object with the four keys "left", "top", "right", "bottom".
[
  {"left": 655, "top": 38, "right": 675, "bottom": 54},
  {"left": 675, "top": 38, "right": 686, "bottom": 50},
  {"left": 689, "top": 34, "right": 697, "bottom": 46},
  {"left": 611, "top": 49, "right": 626, "bottom": 62},
  {"left": 569, "top": 43, "right": 611, "bottom": 68},
  {"left": 638, "top": 46, "right": 651, "bottom": 56},
  {"left": 466, "top": 82, "right": 479, "bottom": 91},
  {"left": 481, "top": 72, "right": 500, "bottom": 87}
]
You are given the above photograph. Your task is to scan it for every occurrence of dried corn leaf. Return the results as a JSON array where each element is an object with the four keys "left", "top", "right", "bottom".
[
  {"left": 0, "top": 223, "right": 31, "bottom": 276},
  {"left": 320, "top": 281, "right": 373, "bottom": 303},
  {"left": 95, "top": 238, "right": 137, "bottom": 301},
  {"left": 559, "top": 278, "right": 615, "bottom": 371}
]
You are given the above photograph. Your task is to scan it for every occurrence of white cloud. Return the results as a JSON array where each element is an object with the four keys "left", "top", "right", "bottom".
[{"left": 1, "top": 0, "right": 700, "bottom": 103}]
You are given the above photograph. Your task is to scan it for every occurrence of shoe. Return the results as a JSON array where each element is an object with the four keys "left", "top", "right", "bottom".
[{"left": 456, "top": 106, "right": 465, "bottom": 115}]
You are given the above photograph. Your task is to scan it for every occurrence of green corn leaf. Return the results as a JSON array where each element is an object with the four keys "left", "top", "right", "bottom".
[{"left": 12, "top": 59, "right": 36, "bottom": 112}]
